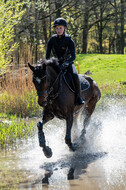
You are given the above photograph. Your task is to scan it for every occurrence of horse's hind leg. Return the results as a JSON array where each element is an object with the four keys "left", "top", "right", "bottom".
[
  {"left": 81, "top": 96, "right": 98, "bottom": 139},
  {"left": 37, "top": 109, "right": 54, "bottom": 158}
]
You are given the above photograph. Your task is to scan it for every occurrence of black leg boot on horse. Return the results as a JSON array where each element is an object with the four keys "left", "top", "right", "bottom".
[{"left": 37, "top": 121, "right": 52, "bottom": 158}]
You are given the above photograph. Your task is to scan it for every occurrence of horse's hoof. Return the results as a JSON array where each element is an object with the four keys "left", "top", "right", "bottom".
[
  {"left": 73, "top": 142, "right": 79, "bottom": 150},
  {"left": 43, "top": 146, "right": 53, "bottom": 158},
  {"left": 69, "top": 144, "right": 77, "bottom": 152}
]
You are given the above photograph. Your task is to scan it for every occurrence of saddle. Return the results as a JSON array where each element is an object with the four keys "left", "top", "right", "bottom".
[{"left": 63, "top": 70, "right": 90, "bottom": 93}]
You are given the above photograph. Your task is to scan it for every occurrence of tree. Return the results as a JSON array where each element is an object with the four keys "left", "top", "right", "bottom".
[
  {"left": 82, "top": 0, "right": 89, "bottom": 54},
  {"left": 0, "top": 0, "right": 25, "bottom": 69},
  {"left": 120, "top": 0, "right": 125, "bottom": 54},
  {"left": 1, "top": 0, "right": 125, "bottom": 70},
  {"left": 0, "top": 0, "right": 25, "bottom": 70}
]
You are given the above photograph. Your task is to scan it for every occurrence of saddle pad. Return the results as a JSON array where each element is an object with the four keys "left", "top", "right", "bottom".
[
  {"left": 79, "top": 75, "right": 90, "bottom": 91},
  {"left": 63, "top": 72, "right": 90, "bottom": 92}
]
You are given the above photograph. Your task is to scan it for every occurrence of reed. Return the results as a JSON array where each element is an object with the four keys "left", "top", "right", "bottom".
[
  {"left": 0, "top": 64, "right": 41, "bottom": 117},
  {"left": 0, "top": 114, "right": 35, "bottom": 146}
]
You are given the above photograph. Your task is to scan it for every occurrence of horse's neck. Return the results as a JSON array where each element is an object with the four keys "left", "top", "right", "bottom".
[
  {"left": 47, "top": 66, "right": 59, "bottom": 89},
  {"left": 47, "top": 65, "right": 57, "bottom": 78}
]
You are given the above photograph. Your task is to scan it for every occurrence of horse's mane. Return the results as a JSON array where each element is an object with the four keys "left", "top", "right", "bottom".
[
  {"left": 45, "top": 57, "right": 59, "bottom": 67},
  {"left": 37, "top": 58, "right": 59, "bottom": 67},
  {"left": 36, "top": 58, "right": 60, "bottom": 73}
]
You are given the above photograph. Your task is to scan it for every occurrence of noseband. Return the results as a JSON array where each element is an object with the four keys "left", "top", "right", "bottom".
[
  {"left": 34, "top": 75, "right": 48, "bottom": 98},
  {"left": 37, "top": 90, "right": 48, "bottom": 97}
]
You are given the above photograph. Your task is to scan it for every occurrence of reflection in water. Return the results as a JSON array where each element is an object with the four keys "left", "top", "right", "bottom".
[
  {"left": 0, "top": 98, "right": 126, "bottom": 190},
  {"left": 41, "top": 152, "right": 106, "bottom": 184}
]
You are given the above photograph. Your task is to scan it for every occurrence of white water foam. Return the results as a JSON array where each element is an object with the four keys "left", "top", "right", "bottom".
[{"left": 1, "top": 98, "right": 126, "bottom": 189}]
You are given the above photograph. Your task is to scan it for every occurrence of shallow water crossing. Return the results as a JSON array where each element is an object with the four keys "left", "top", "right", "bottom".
[{"left": 0, "top": 97, "right": 126, "bottom": 190}]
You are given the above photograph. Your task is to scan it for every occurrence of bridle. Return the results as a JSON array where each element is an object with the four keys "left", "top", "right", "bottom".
[
  {"left": 36, "top": 70, "right": 63, "bottom": 102},
  {"left": 33, "top": 75, "right": 48, "bottom": 97}
]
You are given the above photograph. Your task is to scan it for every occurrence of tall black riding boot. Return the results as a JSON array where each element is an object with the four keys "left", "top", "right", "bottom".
[{"left": 73, "top": 74, "right": 85, "bottom": 105}]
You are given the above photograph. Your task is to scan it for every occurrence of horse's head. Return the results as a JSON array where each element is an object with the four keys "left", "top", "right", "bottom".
[
  {"left": 28, "top": 61, "right": 48, "bottom": 107},
  {"left": 28, "top": 58, "right": 60, "bottom": 107}
]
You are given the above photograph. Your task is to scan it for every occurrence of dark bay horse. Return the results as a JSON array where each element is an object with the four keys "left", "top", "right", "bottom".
[{"left": 28, "top": 58, "right": 101, "bottom": 158}]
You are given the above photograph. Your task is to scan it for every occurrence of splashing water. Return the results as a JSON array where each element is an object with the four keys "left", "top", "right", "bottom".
[{"left": 0, "top": 97, "right": 126, "bottom": 189}]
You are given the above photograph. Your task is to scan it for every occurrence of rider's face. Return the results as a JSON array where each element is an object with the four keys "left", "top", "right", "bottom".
[{"left": 55, "top": 25, "right": 65, "bottom": 36}]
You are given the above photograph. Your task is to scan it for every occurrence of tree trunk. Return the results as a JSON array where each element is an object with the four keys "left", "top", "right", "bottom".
[
  {"left": 120, "top": 0, "right": 125, "bottom": 54},
  {"left": 82, "top": 0, "right": 89, "bottom": 54},
  {"left": 41, "top": 0, "right": 48, "bottom": 44},
  {"left": 42, "top": 17, "right": 48, "bottom": 44},
  {"left": 113, "top": 0, "right": 118, "bottom": 53},
  {"left": 35, "top": 1, "right": 38, "bottom": 63},
  {"left": 55, "top": 0, "right": 61, "bottom": 18},
  {"left": 99, "top": 4, "right": 103, "bottom": 53},
  {"left": 48, "top": 0, "right": 52, "bottom": 37}
]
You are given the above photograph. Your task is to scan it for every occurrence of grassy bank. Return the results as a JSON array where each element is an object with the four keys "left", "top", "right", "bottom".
[{"left": 76, "top": 54, "right": 126, "bottom": 96}]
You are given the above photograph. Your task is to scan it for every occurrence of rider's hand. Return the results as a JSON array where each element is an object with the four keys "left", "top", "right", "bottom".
[{"left": 60, "top": 61, "right": 69, "bottom": 70}]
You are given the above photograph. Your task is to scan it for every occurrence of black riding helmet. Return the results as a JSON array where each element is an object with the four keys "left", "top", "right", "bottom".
[{"left": 53, "top": 18, "right": 67, "bottom": 27}]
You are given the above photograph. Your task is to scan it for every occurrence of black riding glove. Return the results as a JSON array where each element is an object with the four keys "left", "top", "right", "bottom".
[{"left": 60, "top": 61, "right": 69, "bottom": 70}]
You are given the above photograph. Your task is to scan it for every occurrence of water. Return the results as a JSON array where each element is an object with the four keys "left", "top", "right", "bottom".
[{"left": 0, "top": 97, "right": 126, "bottom": 190}]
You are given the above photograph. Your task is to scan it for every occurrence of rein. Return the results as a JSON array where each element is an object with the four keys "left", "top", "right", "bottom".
[{"left": 47, "top": 70, "right": 63, "bottom": 100}]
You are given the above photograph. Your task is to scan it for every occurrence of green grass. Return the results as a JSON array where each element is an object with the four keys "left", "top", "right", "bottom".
[
  {"left": 76, "top": 54, "right": 126, "bottom": 96},
  {"left": 0, "top": 114, "right": 35, "bottom": 146}
]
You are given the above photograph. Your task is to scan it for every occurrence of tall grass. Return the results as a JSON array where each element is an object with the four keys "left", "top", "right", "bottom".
[
  {"left": 0, "top": 114, "right": 35, "bottom": 146},
  {"left": 0, "top": 65, "right": 39, "bottom": 146},
  {"left": 0, "top": 64, "right": 41, "bottom": 117}
]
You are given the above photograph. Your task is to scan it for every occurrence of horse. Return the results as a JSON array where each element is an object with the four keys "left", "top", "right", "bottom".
[{"left": 28, "top": 58, "right": 101, "bottom": 158}]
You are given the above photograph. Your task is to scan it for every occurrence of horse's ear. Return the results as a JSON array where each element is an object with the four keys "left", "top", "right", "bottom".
[{"left": 28, "top": 63, "right": 34, "bottom": 72}]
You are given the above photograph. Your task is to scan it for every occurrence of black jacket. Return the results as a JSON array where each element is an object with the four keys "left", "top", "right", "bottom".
[{"left": 46, "top": 34, "right": 76, "bottom": 64}]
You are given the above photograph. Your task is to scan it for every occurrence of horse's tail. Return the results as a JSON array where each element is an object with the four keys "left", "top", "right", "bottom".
[{"left": 83, "top": 74, "right": 94, "bottom": 84}]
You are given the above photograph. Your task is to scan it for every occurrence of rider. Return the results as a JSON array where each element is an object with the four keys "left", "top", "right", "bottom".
[{"left": 46, "top": 18, "right": 85, "bottom": 105}]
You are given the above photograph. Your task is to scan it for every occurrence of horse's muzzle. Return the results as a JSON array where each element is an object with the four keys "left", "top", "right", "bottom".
[
  {"left": 38, "top": 96, "right": 48, "bottom": 107},
  {"left": 38, "top": 100, "right": 47, "bottom": 107}
]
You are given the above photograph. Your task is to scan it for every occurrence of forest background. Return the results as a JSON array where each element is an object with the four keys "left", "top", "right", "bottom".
[{"left": 0, "top": 0, "right": 126, "bottom": 70}]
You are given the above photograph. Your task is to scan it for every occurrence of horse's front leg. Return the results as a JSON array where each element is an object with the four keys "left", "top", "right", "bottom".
[
  {"left": 65, "top": 115, "right": 76, "bottom": 152},
  {"left": 37, "top": 109, "right": 54, "bottom": 158}
]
